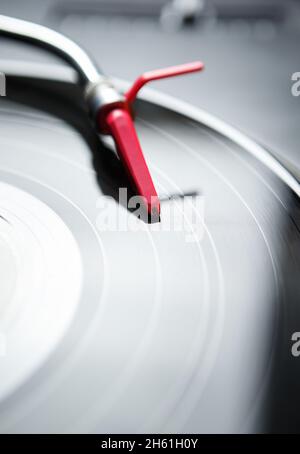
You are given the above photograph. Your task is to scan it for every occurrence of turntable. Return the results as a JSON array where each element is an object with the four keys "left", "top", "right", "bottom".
[{"left": 0, "top": 14, "right": 299, "bottom": 434}]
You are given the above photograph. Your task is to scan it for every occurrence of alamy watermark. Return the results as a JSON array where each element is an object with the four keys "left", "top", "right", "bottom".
[
  {"left": 0, "top": 332, "right": 7, "bottom": 357},
  {"left": 95, "top": 188, "right": 205, "bottom": 242},
  {"left": 291, "top": 72, "right": 300, "bottom": 97},
  {"left": 291, "top": 332, "right": 300, "bottom": 357},
  {"left": 0, "top": 72, "right": 6, "bottom": 96}
]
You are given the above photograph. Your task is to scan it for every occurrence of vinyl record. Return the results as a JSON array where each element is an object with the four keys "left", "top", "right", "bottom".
[{"left": 0, "top": 62, "right": 299, "bottom": 433}]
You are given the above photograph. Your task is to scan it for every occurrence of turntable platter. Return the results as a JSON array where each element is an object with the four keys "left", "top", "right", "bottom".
[{"left": 0, "top": 62, "right": 299, "bottom": 433}]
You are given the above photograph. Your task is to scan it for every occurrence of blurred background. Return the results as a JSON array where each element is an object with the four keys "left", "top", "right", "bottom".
[
  {"left": 0, "top": 0, "right": 299, "bottom": 174},
  {"left": 0, "top": 1, "right": 299, "bottom": 434}
]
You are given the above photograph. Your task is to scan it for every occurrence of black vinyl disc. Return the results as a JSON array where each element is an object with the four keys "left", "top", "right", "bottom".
[{"left": 0, "top": 61, "right": 299, "bottom": 433}]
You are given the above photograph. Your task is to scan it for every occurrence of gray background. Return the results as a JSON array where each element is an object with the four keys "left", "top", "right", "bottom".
[{"left": 0, "top": 0, "right": 299, "bottom": 172}]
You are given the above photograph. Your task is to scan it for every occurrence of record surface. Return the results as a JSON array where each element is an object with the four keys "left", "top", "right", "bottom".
[{"left": 0, "top": 62, "right": 299, "bottom": 433}]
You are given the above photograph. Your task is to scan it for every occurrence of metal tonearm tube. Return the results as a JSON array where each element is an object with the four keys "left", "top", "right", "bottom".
[{"left": 0, "top": 14, "right": 204, "bottom": 220}]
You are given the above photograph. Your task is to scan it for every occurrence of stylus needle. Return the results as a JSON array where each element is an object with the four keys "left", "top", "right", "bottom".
[
  {"left": 0, "top": 17, "right": 204, "bottom": 220},
  {"left": 99, "top": 61, "right": 204, "bottom": 221},
  {"left": 106, "top": 108, "right": 161, "bottom": 220}
]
